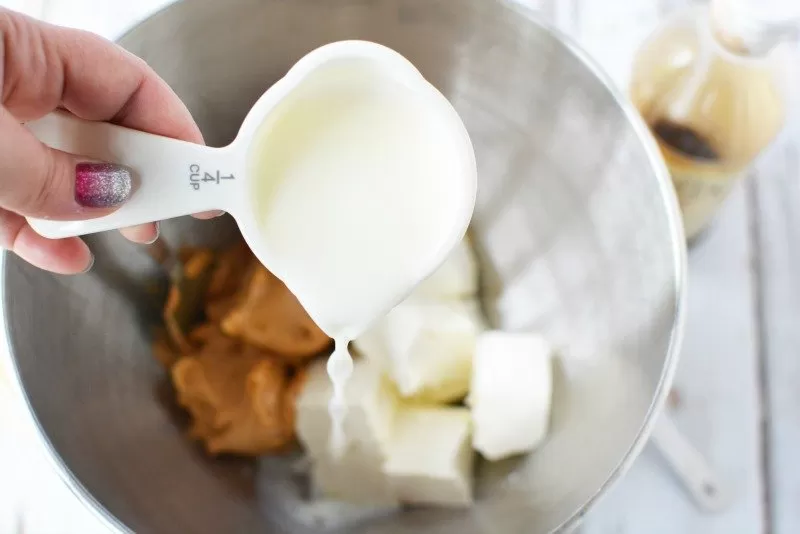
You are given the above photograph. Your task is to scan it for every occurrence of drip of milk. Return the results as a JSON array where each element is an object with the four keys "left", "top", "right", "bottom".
[
  {"left": 250, "top": 58, "right": 471, "bottom": 456},
  {"left": 326, "top": 339, "right": 355, "bottom": 455}
]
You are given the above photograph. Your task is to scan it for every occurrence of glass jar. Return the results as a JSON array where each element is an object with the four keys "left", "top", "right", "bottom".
[{"left": 630, "top": 0, "right": 797, "bottom": 241}]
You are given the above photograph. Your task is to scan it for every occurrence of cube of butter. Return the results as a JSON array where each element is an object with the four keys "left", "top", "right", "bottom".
[
  {"left": 470, "top": 331, "right": 553, "bottom": 461},
  {"left": 383, "top": 406, "right": 473, "bottom": 507},
  {"left": 382, "top": 300, "right": 483, "bottom": 403},
  {"left": 355, "top": 300, "right": 484, "bottom": 403},
  {"left": 296, "top": 358, "right": 397, "bottom": 460}
]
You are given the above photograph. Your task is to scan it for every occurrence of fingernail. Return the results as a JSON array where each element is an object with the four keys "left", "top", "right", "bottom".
[
  {"left": 143, "top": 222, "right": 161, "bottom": 245},
  {"left": 75, "top": 163, "right": 132, "bottom": 208},
  {"left": 81, "top": 254, "right": 95, "bottom": 274}
]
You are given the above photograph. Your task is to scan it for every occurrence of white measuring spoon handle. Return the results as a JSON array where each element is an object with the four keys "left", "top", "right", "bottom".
[
  {"left": 651, "top": 413, "right": 731, "bottom": 512},
  {"left": 24, "top": 111, "right": 241, "bottom": 239}
]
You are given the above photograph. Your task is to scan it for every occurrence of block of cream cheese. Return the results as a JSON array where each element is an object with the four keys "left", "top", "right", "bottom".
[
  {"left": 296, "top": 358, "right": 397, "bottom": 459},
  {"left": 411, "top": 238, "right": 478, "bottom": 300},
  {"left": 376, "top": 299, "right": 483, "bottom": 403},
  {"left": 470, "top": 331, "right": 553, "bottom": 461},
  {"left": 383, "top": 405, "right": 473, "bottom": 507}
]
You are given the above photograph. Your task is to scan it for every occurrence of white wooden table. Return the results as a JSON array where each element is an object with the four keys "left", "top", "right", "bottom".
[{"left": 0, "top": 0, "right": 798, "bottom": 532}]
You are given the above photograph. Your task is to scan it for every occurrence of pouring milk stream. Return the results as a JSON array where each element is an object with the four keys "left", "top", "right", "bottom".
[{"left": 25, "top": 41, "right": 477, "bottom": 456}]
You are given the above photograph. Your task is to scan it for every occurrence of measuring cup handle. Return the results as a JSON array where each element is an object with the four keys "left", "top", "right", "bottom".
[{"left": 24, "top": 111, "right": 242, "bottom": 239}]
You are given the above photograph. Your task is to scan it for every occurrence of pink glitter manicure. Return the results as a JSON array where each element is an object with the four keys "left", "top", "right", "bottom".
[{"left": 75, "top": 163, "right": 132, "bottom": 208}]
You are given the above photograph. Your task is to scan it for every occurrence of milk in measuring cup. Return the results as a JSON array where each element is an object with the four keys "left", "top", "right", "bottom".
[{"left": 249, "top": 58, "right": 472, "bottom": 456}]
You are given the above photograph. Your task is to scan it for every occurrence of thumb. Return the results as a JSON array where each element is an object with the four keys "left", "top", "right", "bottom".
[{"left": 0, "top": 107, "right": 132, "bottom": 219}]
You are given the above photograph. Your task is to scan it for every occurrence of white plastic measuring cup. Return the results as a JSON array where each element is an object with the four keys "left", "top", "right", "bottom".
[{"left": 25, "top": 40, "right": 477, "bottom": 340}]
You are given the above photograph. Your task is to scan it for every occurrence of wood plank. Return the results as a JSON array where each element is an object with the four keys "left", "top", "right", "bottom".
[
  {"left": 751, "top": 84, "right": 800, "bottom": 534},
  {"left": 572, "top": 0, "right": 766, "bottom": 532},
  {"left": 582, "top": 185, "right": 765, "bottom": 533},
  {"left": 571, "top": 0, "right": 663, "bottom": 87}
]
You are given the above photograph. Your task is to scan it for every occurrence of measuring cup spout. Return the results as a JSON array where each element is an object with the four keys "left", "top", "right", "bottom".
[{"left": 25, "top": 111, "right": 241, "bottom": 240}]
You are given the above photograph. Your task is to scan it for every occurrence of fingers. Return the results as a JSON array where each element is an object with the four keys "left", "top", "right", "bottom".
[
  {"left": 0, "top": 9, "right": 203, "bottom": 143},
  {"left": 0, "top": 9, "right": 213, "bottom": 256},
  {"left": 0, "top": 208, "right": 92, "bottom": 274},
  {"left": 0, "top": 106, "right": 132, "bottom": 219},
  {"left": 120, "top": 222, "right": 159, "bottom": 244},
  {"left": 193, "top": 210, "right": 226, "bottom": 220}
]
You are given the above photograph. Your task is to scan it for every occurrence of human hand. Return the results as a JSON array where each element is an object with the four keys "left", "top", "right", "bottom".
[{"left": 0, "top": 9, "right": 214, "bottom": 275}]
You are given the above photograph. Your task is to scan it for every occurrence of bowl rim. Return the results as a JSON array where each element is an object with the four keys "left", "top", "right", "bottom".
[
  {"left": 501, "top": 3, "right": 687, "bottom": 531},
  {"left": 0, "top": 0, "right": 687, "bottom": 532}
]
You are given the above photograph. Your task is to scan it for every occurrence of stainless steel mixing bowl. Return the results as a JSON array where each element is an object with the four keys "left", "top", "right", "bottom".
[{"left": 1, "top": 0, "right": 686, "bottom": 532}]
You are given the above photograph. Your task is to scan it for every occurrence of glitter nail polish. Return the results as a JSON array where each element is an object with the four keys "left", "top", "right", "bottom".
[{"left": 75, "top": 163, "right": 133, "bottom": 208}]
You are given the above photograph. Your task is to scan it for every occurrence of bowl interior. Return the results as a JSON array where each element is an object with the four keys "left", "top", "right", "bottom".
[{"left": 2, "top": 1, "right": 683, "bottom": 533}]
